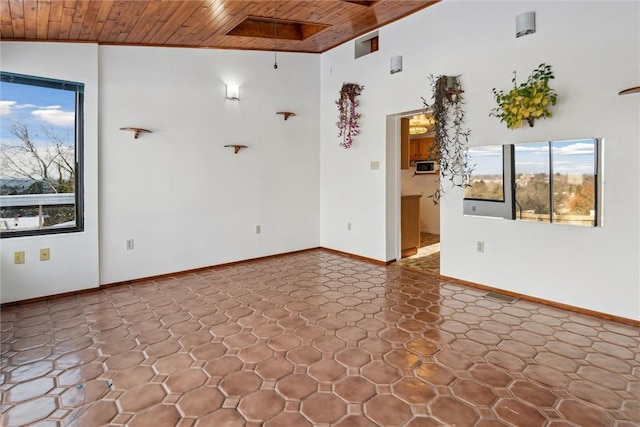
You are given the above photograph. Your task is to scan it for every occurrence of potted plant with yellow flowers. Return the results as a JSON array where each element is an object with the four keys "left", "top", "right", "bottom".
[{"left": 490, "top": 63, "right": 557, "bottom": 129}]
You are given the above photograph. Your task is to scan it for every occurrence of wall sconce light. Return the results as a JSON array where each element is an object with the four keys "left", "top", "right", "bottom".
[
  {"left": 516, "top": 11, "right": 536, "bottom": 38},
  {"left": 226, "top": 84, "right": 239, "bottom": 101},
  {"left": 390, "top": 56, "right": 403, "bottom": 74}
]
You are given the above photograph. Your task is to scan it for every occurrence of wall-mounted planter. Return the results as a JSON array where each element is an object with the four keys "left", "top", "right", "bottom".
[
  {"left": 422, "top": 74, "right": 472, "bottom": 204},
  {"left": 490, "top": 63, "right": 557, "bottom": 129},
  {"left": 335, "top": 83, "right": 364, "bottom": 149}
]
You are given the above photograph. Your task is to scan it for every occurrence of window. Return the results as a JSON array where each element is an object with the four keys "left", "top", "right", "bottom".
[
  {"left": 0, "top": 72, "right": 84, "bottom": 237},
  {"left": 464, "top": 145, "right": 505, "bottom": 202},
  {"left": 551, "top": 139, "right": 597, "bottom": 226},
  {"left": 464, "top": 138, "right": 600, "bottom": 227},
  {"left": 513, "top": 139, "right": 597, "bottom": 227},
  {"left": 514, "top": 142, "right": 550, "bottom": 222}
]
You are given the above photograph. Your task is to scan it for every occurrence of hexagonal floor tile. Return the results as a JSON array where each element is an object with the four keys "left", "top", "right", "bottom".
[
  {"left": 178, "top": 386, "right": 224, "bottom": 417},
  {"left": 1, "top": 249, "right": 638, "bottom": 427},
  {"left": 334, "top": 376, "right": 376, "bottom": 403},
  {"left": 429, "top": 396, "right": 480, "bottom": 426},
  {"left": 275, "top": 373, "right": 317, "bottom": 400},
  {"left": 219, "top": 371, "right": 262, "bottom": 397},
  {"left": 164, "top": 369, "right": 208, "bottom": 394},
  {"left": 365, "top": 395, "right": 413, "bottom": 426},
  {"left": 128, "top": 404, "right": 182, "bottom": 427},
  {"left": 238, "top": 389, "right": 286, "bottom": 421},
  {"left": 255, "top": 358, "right": 294, "bottom": 380},
  {"left": 301, "top": 392, "right": 346, "bottom": 425},
  {"left": 119, "top": 383, "right": 167, "bottom": 412}
]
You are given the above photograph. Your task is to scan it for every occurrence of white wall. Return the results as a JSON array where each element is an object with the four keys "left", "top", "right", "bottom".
[
  {"left": 320, "top": 1, "right": 639, "bottom": 320},
  {"left": 98, "top": 46, "right": 320, "bottom": 284},
  {"left": 2, "top": 2, "right": 638, "bottom": 320},
  {"left": 1, "top": 43, "right": 320, "bottom": 300},
  {"left": 1, "top": 43, "right": 100, "bottom": 302}
]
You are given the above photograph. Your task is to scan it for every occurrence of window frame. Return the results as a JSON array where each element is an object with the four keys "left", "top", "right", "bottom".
[
  {"left": 463, "top": 145, "right": 507, "bottom": 203},
  {"left": 512, "top": 141, "right": 551, "bottom": 222},
  {"left": 464, "top": 138, "right": 601, "bottom": 227},
  {"left": 512, "top": 138, "right": 599, "bottom": 227},
  {"left": 0, "top": 71, "right": 84, "bottom": 238}
]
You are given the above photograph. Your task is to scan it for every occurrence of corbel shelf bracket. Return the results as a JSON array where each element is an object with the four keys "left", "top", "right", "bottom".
[
  {"left": 276, "top": 112, "right": 296, "bottom": 121},
  {"left": 120, "top": 127, "right": 152, "bottom": 139},
  {"left": 224, "top": 144, "right": 248, "bottom": 154}
]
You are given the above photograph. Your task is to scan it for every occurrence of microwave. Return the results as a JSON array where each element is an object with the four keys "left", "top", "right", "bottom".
[{"left": 415, "top": 160, "right": 439, "bottom": 174}]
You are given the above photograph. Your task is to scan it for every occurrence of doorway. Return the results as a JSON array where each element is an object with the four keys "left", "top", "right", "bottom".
[{"left": 385, "top": 110, "right": 441, "bottom": 275}]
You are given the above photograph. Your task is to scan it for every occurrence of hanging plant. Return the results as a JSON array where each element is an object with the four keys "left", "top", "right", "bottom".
[
  {"left": 490, "top": 63, "right": 557, "bottom": 129},
  {"left": 335, "top": 83, "right": 364, "bottom": 148},
  {"left": 422, "top": 75, "right": 473, "bottom": 204}
]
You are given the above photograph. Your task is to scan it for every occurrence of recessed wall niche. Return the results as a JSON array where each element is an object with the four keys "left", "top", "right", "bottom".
[{"left": 355, "top": 31, "right": 379, "bottom": 59}]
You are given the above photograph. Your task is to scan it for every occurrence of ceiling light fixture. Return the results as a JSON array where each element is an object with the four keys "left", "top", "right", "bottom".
[
  {"left": 409, "top": 126, "right": 428, "bottom": 135},
  {"left": 408, "top": 113, "right": 435, "bottom": 135}
]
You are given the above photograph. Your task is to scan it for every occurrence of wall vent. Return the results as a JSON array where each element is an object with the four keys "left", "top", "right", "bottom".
[{"left": 485, "top": 292, "right": 519, "bottom": 304}]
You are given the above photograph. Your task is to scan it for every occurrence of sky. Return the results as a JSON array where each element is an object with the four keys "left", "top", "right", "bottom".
[
  {"left": 0, "top": 80, "right": 77, "bottom": 181},
  {"left": 469, "top": 139, "right": 596, "bottom": 176},
  {"left": 0, "top": 81, "right": 76, "bottom": 145}
]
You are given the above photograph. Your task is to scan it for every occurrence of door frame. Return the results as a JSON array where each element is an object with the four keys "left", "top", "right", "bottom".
[{"left": 385, "top": 107, "right": 434, "bottom": 263}]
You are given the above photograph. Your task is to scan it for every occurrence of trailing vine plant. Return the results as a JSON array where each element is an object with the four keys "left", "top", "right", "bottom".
[
  {"left": 422, "top": 75, "right": 473, "bottom": 204},
  {"left": 335, "top": 83, "right": 364, "bottom": 148},
  {"left": 490, "top": 63, "right": 557, "bottom": 129}
]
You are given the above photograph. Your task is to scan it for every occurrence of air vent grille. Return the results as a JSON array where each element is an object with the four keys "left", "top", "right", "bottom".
[{"left": 485, "top": 292, "right": 519, "bottom": 304}]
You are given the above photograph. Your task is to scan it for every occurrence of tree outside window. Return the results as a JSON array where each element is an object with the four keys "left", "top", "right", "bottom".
[{"left": 0, "top": 72, "right": 84, "bottom": 237}]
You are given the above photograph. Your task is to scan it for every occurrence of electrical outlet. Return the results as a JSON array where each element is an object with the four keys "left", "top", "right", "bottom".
[
  {"left": 256, "top": 225, "right": 261, "bottom": 234},
  {"left": 477, "top": 241, "right": 485, "bottom": 253},
  {"left": 126, "top": 239, "right": 134, "bottom": 250},
  {"left": 370, "top": 161, "right": 380, "bottom": 170},
  {"left": 40, "top": 248, "right": 50, "bottom": 261},
  {"left": 347, "top": 222, "right": 352, "bottom": 231},
  {"left": 14, "top": 251, "right": 25, "bottom": 264}
]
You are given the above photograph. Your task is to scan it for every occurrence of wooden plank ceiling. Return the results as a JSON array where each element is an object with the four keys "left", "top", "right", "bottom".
[{"left": 0, "top": 0, "right": 438, "bottom": 54}]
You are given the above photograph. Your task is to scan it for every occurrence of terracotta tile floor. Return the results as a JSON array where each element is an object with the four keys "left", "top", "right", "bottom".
[
  {"left": 1, "top": 249, "right": 639, "bottom": 426},
  {"left": 400, "top": 233, "right": 440, "bottom": 275}
]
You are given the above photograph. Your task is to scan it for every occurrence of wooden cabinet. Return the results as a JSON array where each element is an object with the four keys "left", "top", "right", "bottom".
[
  {"left": 401, "top": 118, "right": 410, "bottom": 170},
  {"left": 410, "top": 137, "right": 436, "bottom": 162},
  {"left": 401, "top": 195, "right": 421, "bottom": 257},
  {"left": 401, "top": 124, "right": 437, "bottom": 169}
]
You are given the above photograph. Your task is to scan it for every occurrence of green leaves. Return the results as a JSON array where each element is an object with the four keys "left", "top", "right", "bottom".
[
  {"left": 490, "top": 63, "right": 557, "bottom": 129},
  {"left": 423, "top": 75, "right": 473, "bottom": 204}
]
